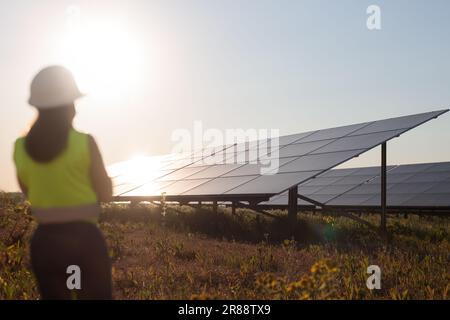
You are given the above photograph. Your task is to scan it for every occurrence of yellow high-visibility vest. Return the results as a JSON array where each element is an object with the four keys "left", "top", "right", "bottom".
[{"left": 13, "top": 128, "right": 99, "bottom": 223}]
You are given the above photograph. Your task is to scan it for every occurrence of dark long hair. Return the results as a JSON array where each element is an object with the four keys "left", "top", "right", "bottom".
[{"left": 25, "top": 105, "right": 76, "bottom": 163}]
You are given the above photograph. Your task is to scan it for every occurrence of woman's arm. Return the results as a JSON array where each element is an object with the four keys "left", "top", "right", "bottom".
[
  {"left": 17, "top": 174, "right": 28, "bottom": 197},
  {"left": 13, "top": 139, "right": 29, "bottom": 198},
  {"left": 88, "top": 135, "right": 113, "bottom": 203}
]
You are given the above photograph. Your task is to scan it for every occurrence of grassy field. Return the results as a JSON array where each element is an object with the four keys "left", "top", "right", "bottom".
[{"left": 0, "top": 192, "right": 449, "bottom": 300}]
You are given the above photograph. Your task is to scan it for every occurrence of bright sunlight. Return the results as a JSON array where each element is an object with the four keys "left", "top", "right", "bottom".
[
  {"left": 58, "top": 6, "right": 144, "bottom": 100},
  {"left": 108, "top": 154, "right": 172, "bottom": 196}
]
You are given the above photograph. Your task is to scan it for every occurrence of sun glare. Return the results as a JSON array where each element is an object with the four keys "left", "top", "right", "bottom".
[
  {"left": 59, "top": 13, "right": 144, "bottom": 101},
  {"left": 108, "top": 155, "right": 170, "bottom": 192}
]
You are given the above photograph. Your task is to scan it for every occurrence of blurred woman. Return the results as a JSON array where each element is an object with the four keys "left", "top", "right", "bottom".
[{"left": 13, "top": 66, "right": 113, "bottom": 299}]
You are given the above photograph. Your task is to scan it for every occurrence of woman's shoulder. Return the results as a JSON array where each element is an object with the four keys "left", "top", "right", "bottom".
[
  {"left": 72, "top": 127, "right": 89, "bottom": 136},
  {"left": 71, "top": 128, "right": 97, "bottom": 150},
  {"left": 71, "top": 128, "right": 94, "bottom": 141},
  {"left": 14, "top": 136, "right": 26, "bottom": 149}
]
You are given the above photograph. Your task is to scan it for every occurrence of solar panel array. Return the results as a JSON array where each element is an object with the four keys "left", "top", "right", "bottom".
[
  {"left": 264, "top": 162, "right": 450, "bottom": 208},
  {"left": 109, "top": 110, "right": 448, "bottom": 200}
]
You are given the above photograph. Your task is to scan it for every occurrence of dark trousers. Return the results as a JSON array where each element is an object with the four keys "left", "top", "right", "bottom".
[{"left": 30, "top": 221, "right": 112, "bottom": 300}]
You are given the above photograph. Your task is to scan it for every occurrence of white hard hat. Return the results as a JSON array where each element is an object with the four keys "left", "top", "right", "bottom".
[{"left": 28, "top": 65, "right": 84, "bottom": 109}]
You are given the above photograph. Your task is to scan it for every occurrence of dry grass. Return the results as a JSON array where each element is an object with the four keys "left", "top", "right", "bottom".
[{"left": 1, "top": 192, "right": 449, "bottom": 300}]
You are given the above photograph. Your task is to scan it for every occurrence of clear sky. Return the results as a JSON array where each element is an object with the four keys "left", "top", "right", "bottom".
[{"left": 1, "top": 0, "right": 450, "bottom": 191}]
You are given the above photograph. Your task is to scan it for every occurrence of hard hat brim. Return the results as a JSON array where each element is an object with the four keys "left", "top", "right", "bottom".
[{"left": 29, "top": 92, "right": 85, "bottom": 109}]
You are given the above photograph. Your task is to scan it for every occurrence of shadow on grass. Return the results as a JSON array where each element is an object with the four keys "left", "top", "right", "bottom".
[{"left": 100, "top": 203, "right": 387, "bottom": 246}]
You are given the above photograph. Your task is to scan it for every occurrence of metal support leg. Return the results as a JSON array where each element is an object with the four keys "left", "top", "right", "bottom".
[
  {"left": 288, "top": 186, "right": 298, "bottom": 222},
  {"left": 232, "top": 201, "right": 236, "bottom": 215},
  {"left": 213, "top": 201, "right": 218, "bottom": 214},
  {"left": 381, "top": 142, "right": 387, "bottom": 235}
]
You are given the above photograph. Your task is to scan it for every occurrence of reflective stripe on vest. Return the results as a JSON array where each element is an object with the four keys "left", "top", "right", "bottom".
[{"left": 32, "top": 203, "right": 100, "bottom": 224}]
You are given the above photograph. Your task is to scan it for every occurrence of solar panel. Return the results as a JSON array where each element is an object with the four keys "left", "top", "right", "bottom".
[
  {"left": 156, "top": 166, "right": 210, "bottom": 181},
  {"left": 155, "top": 179, "right": 211, "bottom": 196},
  {"left": 298, "top": 123, "right": 370, "bottom": 143},
  {"left": 275, "top": 149, "right": 367, "bottom": 173},
  {"left": 263, "top": 130, "right": 318, "bottom": 146},
  {"left": 347, "top": 112, "right": 444, "bottom": 135},
  {"left": 183, "top": 164, "right": 244, "bottom": 180},
  {"left": 278, "top": 140, "right": 335, "bottom": 158},
  {"left": 220, "top": 157, "right": 298, "bottom": 177},
  {"left": 223, "top": 171, "right": 321, "bottom": 195},
  {"left": 182, "top": 176, "right": 259, "bottom": 196},
  {"left": 263, "top": 161, "right": 450, "bottom": 208},
  {"left": 121, "top": 180, "right": 175, "bottom": 197},
  {"left": 318, "top": 167, "right": 360, "bottom": 178},
  {"left": 261, "top": 166, "right": 384, "bottom": 206},
  {"left": 424, "top": 181, "right": 450, "bottom": 193},
  {"left": 301, "top": 176, "right": 346, "bottom": 186},
  {"left": 403, "top": 194, "right": 450, "bottom": 207},
  {"left": 110, "top": 110, "right": 448, "bottom": 201}
]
